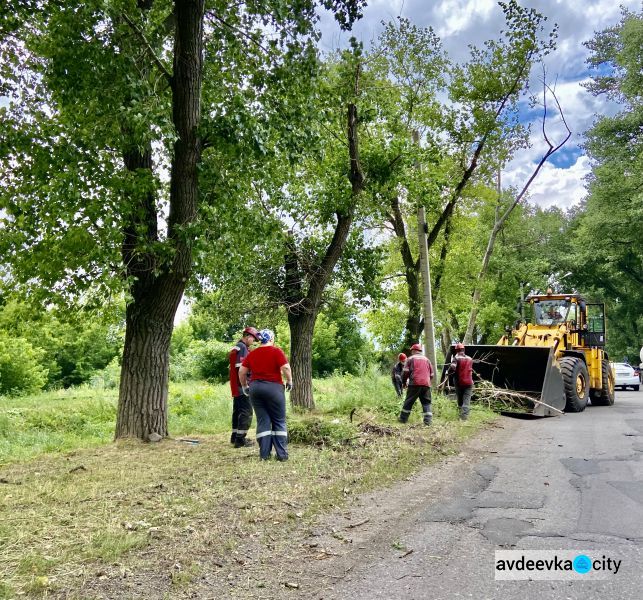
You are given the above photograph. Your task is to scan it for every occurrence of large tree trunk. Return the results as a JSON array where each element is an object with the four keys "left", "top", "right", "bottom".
[
  {"left": 117, "top": 282, "right": 183, "bottom": 438},
  {"left": 115, "top": 0, "right": 204, "bottom": 439}
]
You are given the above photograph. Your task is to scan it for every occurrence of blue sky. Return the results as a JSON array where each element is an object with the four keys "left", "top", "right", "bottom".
[{"left": 319, "top": 0, "right": 643, "bottom": 209}]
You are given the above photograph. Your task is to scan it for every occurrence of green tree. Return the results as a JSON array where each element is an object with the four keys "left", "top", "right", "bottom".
[
  {"left": 574, "top": 8, "right": 643, "bottom": 361},
  {"left": 0, "top": 333, "right": 48, "bottom": 395},
  {"left": 0, "top": 300, "right": 123, "bottom": 388},
  {"left": 361, "top": 1, "right": 557, "bottom": 351},
  {"left": 0, "top": 0, "right": 363, "bottom": 438}
]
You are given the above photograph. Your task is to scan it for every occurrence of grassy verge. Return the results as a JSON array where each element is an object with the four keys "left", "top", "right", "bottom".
[{"left": 0, "top": 372, "right": 496, "bottom": 598}]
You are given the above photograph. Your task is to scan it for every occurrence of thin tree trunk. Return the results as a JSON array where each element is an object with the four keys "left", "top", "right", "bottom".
[
  {"left": 463, "top": 212, "right": 502, "bottom": 344},
  {"left": 463, "top": 82, "right": 571, "bottom": 343},
  {"left": 388, "top": 194, "right": 422, "bottom": 349},
  {"left": 286, "top": 100, "right": 363, "bottom": 409}
]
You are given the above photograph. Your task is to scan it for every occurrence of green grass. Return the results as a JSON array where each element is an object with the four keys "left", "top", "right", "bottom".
[
  {"left": 0, "top": 369, "right": 464, "bottom": 465},
  {"left": 0, "top": 371, "right": 497, "bottom": 597},
  {"left": 0, "top": 380, "right": 234, "bottom": 464}
]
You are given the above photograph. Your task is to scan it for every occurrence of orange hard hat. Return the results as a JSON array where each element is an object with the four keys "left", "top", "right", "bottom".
[
  {"left": 410, "top": 343, "right": 422, "bottom": 352},
  {"left": 455, "top": 342, "right": 465, "bottom": 351},
  {"left": 398, "top": 353, "right": 407, "bottom": 361}
]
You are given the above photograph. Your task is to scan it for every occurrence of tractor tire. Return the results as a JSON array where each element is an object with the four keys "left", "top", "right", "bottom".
[
  {"left": 591, "top": 359, "right": 615, "bottom": 406},
  {"left": 560, "top": 357, "right": 589, "bottom": 412}
]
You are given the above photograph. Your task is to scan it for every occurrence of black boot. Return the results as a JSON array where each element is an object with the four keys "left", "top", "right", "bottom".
[{"left": 234, "top": 437, "right": 255, "bottom": 448}]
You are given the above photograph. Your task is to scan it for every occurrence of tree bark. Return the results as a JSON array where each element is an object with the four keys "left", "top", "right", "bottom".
[
  {"left": 388, "top": 194, "right": 422, "bottom": 349},
  {"left": 115, "top": 0, "right": 204, "bottom": 439},
  {"left": 287, "top": 101, "right": 363, "bottom": 409},
  {"left": 117, "top": 285, "right": 182, "bottom": 438},
  {"left": 288, "top": 311, "right": 316, "bottom": 409}
]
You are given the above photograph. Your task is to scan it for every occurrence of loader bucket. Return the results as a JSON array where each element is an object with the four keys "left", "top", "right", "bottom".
[{"left": 442, "top": 345, "right": 565, "bottom": 417}]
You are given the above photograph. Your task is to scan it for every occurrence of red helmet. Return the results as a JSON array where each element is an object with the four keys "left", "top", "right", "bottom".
[
  {"left": 410, "top": 343, "right": 422, "bottom": 352},
  {"left": 398, "top": 353, "right": 407, "bottom": 361},
  {"left": 243, "top": 326, "right": 260, "bottom": 340},
  {"left": 455, "top": 342, "right": 465, "bottom": 351}
]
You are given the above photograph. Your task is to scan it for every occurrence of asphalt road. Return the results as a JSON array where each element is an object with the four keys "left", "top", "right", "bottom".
[{"left": 317, "top": 390, "right": 643, "bottom": 600}]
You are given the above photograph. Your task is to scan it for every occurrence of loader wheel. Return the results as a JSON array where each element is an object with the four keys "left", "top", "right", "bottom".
[
  {"left": 591, "top": 359, "right": 615, "bottom": 406},
  {"left": 560, "top": 357, "right": 589, "bottom": 412}
]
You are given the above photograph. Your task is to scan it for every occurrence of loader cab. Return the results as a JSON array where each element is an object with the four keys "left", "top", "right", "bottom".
[
  {"left": 533, "top": 299, "right": 575, "bottom": 326},
  {"left": 528, "top": 294, "right": 580, "bottom": 328},
  {"left": 525, "top": 293, "right": 606, "bottom": 349}
]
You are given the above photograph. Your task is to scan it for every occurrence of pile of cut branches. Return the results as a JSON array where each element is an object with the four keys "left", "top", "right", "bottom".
[
  {"left": 358, "top": 421, "right": 397, "bottom": 436},
  {"left": 472, "top": 379, "right": 537, "bottom": 413}
]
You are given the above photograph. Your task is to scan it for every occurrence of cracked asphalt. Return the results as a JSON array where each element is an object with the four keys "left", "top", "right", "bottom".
[{"left": 309, "top": 390, "right": 643, "bottom": 600}]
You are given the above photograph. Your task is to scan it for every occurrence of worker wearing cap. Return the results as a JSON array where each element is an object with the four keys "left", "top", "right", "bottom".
[
  {"left": 239, "top": 329, "right": 292, "bottom": 461},
  {"left": 399, "top": 343, "right": 434, "bottom": 426},
  {"left": 448, "top": 342, "right": 474, "bottom": 421},
  {"left": 229, "top": 326, "right": 261, "bottom": 447},
  {"left": 391, "top": 353, "right": 407, "bottom": 398}
]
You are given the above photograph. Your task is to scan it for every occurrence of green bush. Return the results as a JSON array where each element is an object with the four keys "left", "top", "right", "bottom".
[
  {"left": 170, "top": 339, "right": 231, "bottom": 383},
  {"left": 90, "top": 357, "right": 121, "bottom": 390},
  {"left": 0, "top": 334, "right": 48, "bottom": 395}
]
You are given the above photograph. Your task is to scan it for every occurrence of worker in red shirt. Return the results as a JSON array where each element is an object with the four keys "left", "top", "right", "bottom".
[
  {"left": 448, "top": 342, "right": 474, "bottom": 420},
  {"left": 239, "top": 329, "right": 292, "bottom": 461},
  {"left": 229, "top": 326, "right": 261, "bottom": 447},
  {"left": 399, "top": 343, "right": 434, "bottom": 426},
  {"left": 391, "top": 353, "right": 407, "bottom": 398}
]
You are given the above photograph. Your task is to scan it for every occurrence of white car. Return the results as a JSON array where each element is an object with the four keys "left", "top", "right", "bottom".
[{"left": 612, "top": 362, "right": 640, "bottom": 391}]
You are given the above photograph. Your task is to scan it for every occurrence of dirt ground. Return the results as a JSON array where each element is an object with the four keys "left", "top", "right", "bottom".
[{"left": 66, "top": 418, "right": 518, "bottom": 600}]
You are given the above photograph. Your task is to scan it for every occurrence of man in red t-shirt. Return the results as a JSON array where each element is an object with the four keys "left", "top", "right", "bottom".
[
  {"left": 399, "top": 343, "right": 434, "bottom": 426},
  {"left": 239, "top": 329, "right": 292, "bottom": 461},
  {"left": 229, "top": 326, "right": 260, "bottom": 447},
  {"left": 448, "top": 342, "right": 474, "bottom": 420}
]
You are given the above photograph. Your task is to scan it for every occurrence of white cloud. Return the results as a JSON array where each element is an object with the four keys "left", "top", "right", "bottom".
[
  {"left": 503, "top": 155, "right": 590, "bottom": 209},
  {"left": 318, "top": 0, "right": 640, "bottom": 208},
  {"left": 431, "top": 0, "right": 497, "bottom": 38}
]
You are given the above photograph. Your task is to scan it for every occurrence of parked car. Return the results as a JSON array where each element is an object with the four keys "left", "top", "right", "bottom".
[{"left": 612, "top": 362, "right": 640, "bottom": 391}]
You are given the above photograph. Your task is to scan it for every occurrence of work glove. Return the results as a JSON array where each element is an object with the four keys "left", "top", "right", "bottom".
[
  {"left": 285, "top": 382, "right": 292, "bottom": 392},
  {"left": 242, "top": 385, "right": 250, "bottom": 396}
]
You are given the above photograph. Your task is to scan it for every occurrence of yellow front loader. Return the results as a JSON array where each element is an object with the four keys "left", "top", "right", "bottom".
[{"left": 444, "top": 293, "right": 615, "bottom": 416}]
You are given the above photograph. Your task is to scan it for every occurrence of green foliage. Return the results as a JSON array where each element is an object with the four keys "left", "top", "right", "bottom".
[
  {"left": 0, "top": 333, "right": 47, "bottom": 395},
  {"left": 0, "top": 300, "right": 122, "bottom": 388},
  {"left": 312, "top": 299, "right": 374, "bottom": 376},
  {"left": 574, "top": 8, "right": 643, "bottom": 362},
  {"left": 170, "top": 339, "right": 231, "bottom": 383},
  {"left": 89, "top": 357, "right": 121, "bottom": 390}
]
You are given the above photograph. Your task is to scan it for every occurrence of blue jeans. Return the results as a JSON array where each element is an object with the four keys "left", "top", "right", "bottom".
[{"left": 249, "top": 380, "right": 288, "bottom": 460}]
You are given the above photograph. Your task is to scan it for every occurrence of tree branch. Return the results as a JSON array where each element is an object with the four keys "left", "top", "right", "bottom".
[{"left": 122, "top": 12, "right": 172, "bottom": 82}]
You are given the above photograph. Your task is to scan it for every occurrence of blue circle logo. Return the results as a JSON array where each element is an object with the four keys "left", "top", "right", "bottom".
[{"left": 573, "top": 555, "right": 592, "bottom": 574}]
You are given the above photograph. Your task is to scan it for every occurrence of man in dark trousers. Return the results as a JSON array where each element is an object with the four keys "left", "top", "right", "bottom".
[
  {"left": 391, "top": 353, "right": 407, "bottom": 397},
  {"left": 399, "top": 343, "right": 434, "bottom": 426},
  {"left": 229, "top": 326, "right": 261, "bottom": 447},
  {"left": 448, "top": 342, "right": 474, "bottom": 420}
]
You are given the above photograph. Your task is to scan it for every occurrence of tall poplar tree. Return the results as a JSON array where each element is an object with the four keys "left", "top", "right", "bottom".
[{"left": 0, "top": 0, "right": 363, "bottom": 438}]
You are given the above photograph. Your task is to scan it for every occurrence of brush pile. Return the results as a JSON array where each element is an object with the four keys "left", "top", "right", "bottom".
[{"left": 472, "top": 379, "right": 538, "bottom": 413}]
